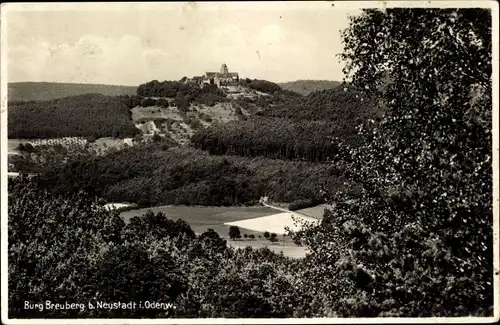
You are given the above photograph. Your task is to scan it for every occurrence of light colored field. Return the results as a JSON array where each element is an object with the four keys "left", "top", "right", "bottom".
[
  {"left": 224, "top": 212, "right": 320, "bottom": 235},
  {"left": 90, "top": 137, "right": 133, "bottom": 150},
  {"left": 195, "top": 103, "right": 239, "bottom": 123}
]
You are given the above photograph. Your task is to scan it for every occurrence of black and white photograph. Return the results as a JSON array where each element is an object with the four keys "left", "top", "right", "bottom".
[{"left": 1, "top": 1, "right": 498, "bottom": 323}]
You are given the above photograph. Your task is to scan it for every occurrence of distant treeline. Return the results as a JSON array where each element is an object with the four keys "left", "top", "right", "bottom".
[
  {"left": 191, "top": 117, "right": 356, "bottom": 162},
  {"left": 279, "top": 80, "right": 342, "bottom": 96},
  {"left": 239, "top": 79, "right": 283, "bottom": 94},
  {"left": 8, "top": 82, "right": 137, "bottom": 101},
  {"left": 31, "top": 144, "right": 344, "bottom": 208},
  {"left": 8, "top": 94, "right": 140, "bottom": 139}
]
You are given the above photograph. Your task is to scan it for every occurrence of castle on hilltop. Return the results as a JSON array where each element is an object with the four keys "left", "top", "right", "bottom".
[{"left": 187, "top": 64, "right": 240, "bottom": 87}]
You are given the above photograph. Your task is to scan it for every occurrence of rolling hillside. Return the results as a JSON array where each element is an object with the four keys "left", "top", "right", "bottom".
[
  {"left": 8, "top": 82, "right": 137, "bottom": 101},
  {"left": 278, "top": 80, "right": 341, "bottom": 95}
]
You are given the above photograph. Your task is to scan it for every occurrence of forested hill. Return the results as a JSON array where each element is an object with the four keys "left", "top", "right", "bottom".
[
  {"left": 190, "top": 85, "right": 383, "bottom": 162},
  {"left": 278, "top": 80, "right": 341, "bottom": 95},
  {"left": 8, "top": 82, "right": 137, "bottom": 101},
  {"left": 261, "top": 86, "right": 382, "bottom": 126},
  {"left": 8, "top": 94, "right": 139, "bottom": 139}
]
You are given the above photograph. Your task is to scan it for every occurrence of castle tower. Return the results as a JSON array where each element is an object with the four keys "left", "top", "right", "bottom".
[{"left": 220, "top": 63, "right": 228, "bottom": 75}]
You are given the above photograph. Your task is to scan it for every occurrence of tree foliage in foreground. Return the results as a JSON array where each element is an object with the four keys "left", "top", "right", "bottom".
[
  {"left": 292, "top": 8, "right": 493, "bottom": 317},
  {"left": 8, "top": 177, "right": 305, "bottom": 318}
]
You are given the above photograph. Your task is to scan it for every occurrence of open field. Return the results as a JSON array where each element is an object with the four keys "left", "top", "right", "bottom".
[
  {"left": 224, "top": 212, "right": 320, "bottom": 235},
  {"left": 120, "top": 204, "right": 325, "bottom": 258},
  {"left": 131, "top": 105, "right": 182, "bottom": 122},
  {"left": 120, "top": 205, "right": 277, "bottom": 233},
  {"left": 131, "top": 102, "right": 241, "bottom": 124},
  {"left": 104, "top": 203, "right": 133, "bottom": 211},
  {"left": 7, "top": 139, "right": 24, "bottom": 155},
  {"left": 228, "top": 239, "right": 309, "bottom": 258}
]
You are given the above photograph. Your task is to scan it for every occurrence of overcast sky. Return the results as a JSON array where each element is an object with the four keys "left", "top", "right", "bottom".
[{"left": 5, "top": 2, "right": 360, "bottom": 86}]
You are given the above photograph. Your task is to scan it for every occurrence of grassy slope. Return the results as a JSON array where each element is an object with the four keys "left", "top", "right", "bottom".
[
  {"left": 8, "top": 82, "right": 136, "bottom": 101},
  {"left": 132, "top": 102, "right": 245, "bottom": 145},
  {"left": 278, "top": 80, "right": 342, "bottom": 95}
]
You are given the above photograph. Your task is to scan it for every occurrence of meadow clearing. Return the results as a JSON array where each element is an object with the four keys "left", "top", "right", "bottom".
[
  {"left": 7, "top": 139, "right": 26, "bottom": 155},
  {"left": 119, "top": 204, "right": 326, "bottom": 258}
]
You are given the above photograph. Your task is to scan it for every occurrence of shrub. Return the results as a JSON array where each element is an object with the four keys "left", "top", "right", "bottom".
[
  {"left": 228, "top": 226, "right": 241, "bottom": 240},
  {"left": 188, "top": 117, "right": 203, "bottom": 130},
  {"left": 153, "top": 118, "right": 166, "bottom": 129},
  {"left": 86, "top": 135, "right": 97, "bottom": 143},
  {"left": 199, "top": 113, "right": 213, "bottom": 123},
  {"left": 263, "top": 231, "right": 270, "bottom": 239},
  {"left": 152, "top": 133, "right": 162, "bottom": 142},
  {"left": 140, "top": 97, "right": 156, "bottom": 107}
]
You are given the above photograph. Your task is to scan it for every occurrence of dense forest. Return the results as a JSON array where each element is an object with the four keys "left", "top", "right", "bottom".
[
  {"left": 18, "top": 143, "right": 344, "bottom": 207},
  {"left": 8, "top": 94, "right": 140, "bottom": 139},
  {"left": 261, "top": 86, "right": 382, "bottom": 123},
  {"left": 190, "top": 86, "right": 381, "bottom": 161},
  {"left": 239, "top": 79, "right": 283, "bottom": 94},
  {"left": 191, "top": 117, "right": 356, "bottom": 162},
  {"left": 279, "top": 80, "right": 342, "bottom": 95},
  {"left": 8, "top": 82, "right": 136, "bottom": 101}
]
